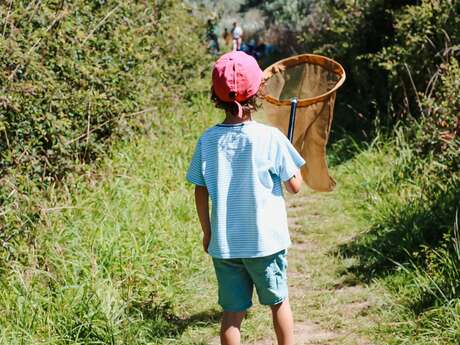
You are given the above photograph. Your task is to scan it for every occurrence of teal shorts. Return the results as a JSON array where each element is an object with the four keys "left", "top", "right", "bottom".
[{"left": 212, "top": 249, "right": 288, "bottom": 312}]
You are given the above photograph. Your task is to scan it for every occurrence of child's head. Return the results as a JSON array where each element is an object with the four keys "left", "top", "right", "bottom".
[{"left": 211, "top": 51, "right": 263, "bottom": 119}]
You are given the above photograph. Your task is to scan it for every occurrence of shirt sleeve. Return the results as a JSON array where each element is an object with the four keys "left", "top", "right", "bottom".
[
  {"left": 270, "top": 129, "right": 306, "bottom": 181},
  {"left": 186, "top": 138, "right": 206, "bottom": 186}
]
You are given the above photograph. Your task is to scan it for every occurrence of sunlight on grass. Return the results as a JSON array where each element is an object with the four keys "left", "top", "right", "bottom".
[{"left": 0, "top": 93, "right": 222, "bottom": 344}]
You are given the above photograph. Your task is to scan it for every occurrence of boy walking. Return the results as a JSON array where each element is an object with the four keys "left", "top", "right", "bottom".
[{"left": 187, "top": 51, "right": 305, "bottom": 345}]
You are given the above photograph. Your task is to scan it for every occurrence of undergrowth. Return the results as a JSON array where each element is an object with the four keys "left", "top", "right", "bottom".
[
  {"left": 335, "top": 129, "right": 460, "bottom": 344},
  {"left": 0, "top": 89, "right": 221, "bottom": 344},
  {"left": 0, "top": 0, "right": 209, "bottom": 264}
]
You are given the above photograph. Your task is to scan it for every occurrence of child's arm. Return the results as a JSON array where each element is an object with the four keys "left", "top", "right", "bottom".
[
  {"left": 194, "top": 185, "right": 211, "bottom": 253},
  {"left": 284, "top": 170, "right": 303, "bottom": 194}
]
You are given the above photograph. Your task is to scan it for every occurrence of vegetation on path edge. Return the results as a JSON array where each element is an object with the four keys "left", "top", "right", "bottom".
[
  {"left": 1, "top": 1, "right": 459, "bottom": 344},
  {"left": 2, "top": 81, "right": 458, "bottom": 343}
]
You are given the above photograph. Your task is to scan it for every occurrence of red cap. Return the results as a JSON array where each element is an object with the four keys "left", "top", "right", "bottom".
[{"left": 212, "top": 51, "right": 263, "bottom": 117}]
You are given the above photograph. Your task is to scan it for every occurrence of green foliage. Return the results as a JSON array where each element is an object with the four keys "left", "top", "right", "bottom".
[
  {"left": 294, "top": 0, "right": 459, "bottom": 142},
  {"left": 240, "top": 0, "right": 313, "bottom": 30},
  {"left": 240, "top": 0, "right": 460, "bottom": 144},
  {"left": 0, "top": 0, "right": 206, "bottom": 179},
  {"left": 373, "top": 0, "right": 460, "bottom": 116},
  {"left": 0, "top": 92, "right": 222, "bottom": 344},
  {"left": 416, "top": 58, "right": 460, "bottom": 171},
  {"left": 300, "top": 6, "right": 460, "bottom": 338},
  {"left": 420, "top": 217, "right": 460, "bottom": 305},
  {"left": 299, "top": 0, "right": 413, "bottom": 133},
  {"left": 336, "top": 133, "right": 460, "bottom": 343},
  {"left": 0, "top": 0, "right": 209, "bottom": 262}
]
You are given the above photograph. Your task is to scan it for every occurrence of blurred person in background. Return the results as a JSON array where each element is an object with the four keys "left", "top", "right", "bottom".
[
  {"left": 231, "top": 21, "right": 243, "bottom": 51},
  {"left": 222, "top": 28, "right": 232, "bottom": 50},
  {"left": 207, "top": 19, "right": 220, "bottom": 54}
]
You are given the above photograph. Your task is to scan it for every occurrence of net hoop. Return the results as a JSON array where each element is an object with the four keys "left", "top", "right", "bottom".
[{"left": 261, "top": 53, "right": 346, "bottom": 107}]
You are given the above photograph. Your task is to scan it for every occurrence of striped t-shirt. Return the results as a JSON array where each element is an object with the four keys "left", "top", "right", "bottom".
[{"left": 186, "top": 121, "right": 305, "bottom": 259}]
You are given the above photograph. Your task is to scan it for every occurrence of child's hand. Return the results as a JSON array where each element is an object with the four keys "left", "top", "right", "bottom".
[
  {"left": 202, "top": 233, "right": 211, "bottom": 253},
  {"left": 284, "top": 170, "right": 303, "bottom": 194}
]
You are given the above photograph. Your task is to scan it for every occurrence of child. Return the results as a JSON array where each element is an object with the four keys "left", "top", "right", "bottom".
[{"left": 186, "top": 51, "right": 305, "bottom": 345}]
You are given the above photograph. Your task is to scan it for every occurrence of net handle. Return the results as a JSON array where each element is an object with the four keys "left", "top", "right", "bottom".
[
  {"left": 261, "top": 53, "right": 346, "bottom": 107},
  {"left": 287, "top": 98, "right": 297, "bottom": 142}
]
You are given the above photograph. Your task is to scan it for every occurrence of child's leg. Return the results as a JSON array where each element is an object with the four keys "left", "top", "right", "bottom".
[
  {"left": 270, "top": 298, "right": 294, "bottom": 345},
  {"left": 212, "top": 257, "right": 254, "bottom": 345},
  {"left": 243, "top": 250, "right": 293, "bottom": 345},
  {"left": 220, "top": 311, "right": 246, "bottom": 345}
]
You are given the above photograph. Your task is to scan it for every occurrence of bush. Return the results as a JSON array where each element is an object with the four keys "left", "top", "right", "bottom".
[
  {"left": 416, "top": 58, "right": 460, "bottom": 172},
  {"left": 0, "top": 0, "right": 209, "bottom": 261},
  {"left": 373, "top": 0, "right": 460, "bottom": 117}
]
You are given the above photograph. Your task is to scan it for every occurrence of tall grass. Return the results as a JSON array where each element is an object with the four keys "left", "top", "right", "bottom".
[
  {"left": 334, "top": 128, "right": 460, "bottom": 344},
  {"left": 0, "top": 90, "right": 221, "bottom": 344}
]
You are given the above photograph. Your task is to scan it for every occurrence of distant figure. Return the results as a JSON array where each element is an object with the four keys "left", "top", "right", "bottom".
[
  {"left": 231, "top": 21, "right": 243, "bottom": 51},
  {"left": 207, "top": 19, "right": 220, "bottom": 53},
  {"left": 222, "top": 28, "right": 232, "bottom": 50}
]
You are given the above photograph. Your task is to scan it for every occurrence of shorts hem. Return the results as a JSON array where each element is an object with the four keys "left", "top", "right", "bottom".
[
  {"left": 221, "top": 302, "right": 253, "bottom": 312},
  {"left": 260, "top": 295, "right": 288, "bottom": 306}
]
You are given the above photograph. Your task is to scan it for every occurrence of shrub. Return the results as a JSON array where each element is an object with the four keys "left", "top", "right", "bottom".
[
  {"left": 417, "top": 58, "right": 460, "bottom": 172},
  {"left": 0, "top": 0, "right": 209, "bottom": 261},
  {"left": 372, "top": 0, "right": 460, "bottom": 118}
]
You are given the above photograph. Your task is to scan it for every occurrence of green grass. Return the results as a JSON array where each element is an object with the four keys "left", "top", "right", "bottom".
[
  {"left": 1, "top": 83, "right": 459, "bottom": 344},
  {"left": 0, "top": 86, "right": 323, "bottom": 345},
  {"left": 0, "top": 89, "right": 222, "bottom": 344},
  {"left": 333, "top": 132, "right": 460, "bottom": 345}
]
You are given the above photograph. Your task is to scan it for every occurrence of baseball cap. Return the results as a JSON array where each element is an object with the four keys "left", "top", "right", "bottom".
[{"left": 212, "top": 51, "right": 263, "bottom": 118}]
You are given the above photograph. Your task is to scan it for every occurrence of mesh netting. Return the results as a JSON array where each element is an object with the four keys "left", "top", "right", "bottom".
[{"left": 257, "top": 54, "right": 346, "bottom": 192}]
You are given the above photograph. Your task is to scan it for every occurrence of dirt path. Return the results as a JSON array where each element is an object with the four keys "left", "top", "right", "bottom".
[{"left": 248, "top": 188, "right": 382, "bottom": 345}]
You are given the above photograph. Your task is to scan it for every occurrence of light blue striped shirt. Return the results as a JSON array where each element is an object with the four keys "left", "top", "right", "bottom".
[{"left": 187, "top": 121, "right": 305, "bottom": 259}]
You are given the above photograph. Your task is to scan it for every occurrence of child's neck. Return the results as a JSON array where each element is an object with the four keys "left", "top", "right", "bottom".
[{"left": 222, "top": 113, "right": 252, "bottom": 125}]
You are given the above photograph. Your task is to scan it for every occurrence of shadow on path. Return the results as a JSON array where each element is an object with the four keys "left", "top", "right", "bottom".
[
  {"left": 337, "top": 179, "right": 460, "bottom": 313},
  {"left": 129, "top": 300, "right": 221, "bottom": 339}
]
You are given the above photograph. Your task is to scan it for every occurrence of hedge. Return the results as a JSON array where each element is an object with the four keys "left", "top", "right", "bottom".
[{"left": 0, "top": 0, "right": 209, "bottom": 261}]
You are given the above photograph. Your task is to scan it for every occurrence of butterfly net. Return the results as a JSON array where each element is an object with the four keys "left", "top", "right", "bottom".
[{"left": 257, "top": 54, "right": 346, "bottom": 192}]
